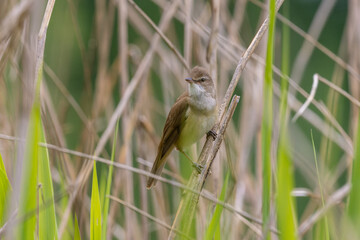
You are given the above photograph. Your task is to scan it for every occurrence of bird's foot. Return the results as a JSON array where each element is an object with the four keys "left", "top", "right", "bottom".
[
  {"left": 207, "top": 130, "right": 217, "bottom": 140},
  {"left": 192, "top": 162, "right": 204, "bottom": 174}
]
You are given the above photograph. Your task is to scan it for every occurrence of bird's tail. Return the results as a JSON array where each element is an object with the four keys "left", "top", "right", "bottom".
[{"left": 146, "top": 155, "right": 166, "bottom": 189}]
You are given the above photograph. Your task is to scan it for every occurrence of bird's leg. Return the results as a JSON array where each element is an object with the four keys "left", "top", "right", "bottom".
[
  {"left": 207, "top": 129, "right": 217, "bottom": 140},
  {"left": 178, "top": 149, "right": 203, "bottom": 174}
]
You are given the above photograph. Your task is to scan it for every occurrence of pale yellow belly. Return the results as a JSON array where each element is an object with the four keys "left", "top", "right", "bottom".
[{"left": 176, "top": 109, "right": 216, "bottom": 150}]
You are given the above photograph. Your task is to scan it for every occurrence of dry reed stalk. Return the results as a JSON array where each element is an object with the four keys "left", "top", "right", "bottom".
[
  {"left": 184, "top": 0, "right": 193, "bottom": 66},
  {"left": 206, "top": 0, "right": 221, "bottom": 198},
  {"left": 118, "top": 0, "right": 139, "bottom": 239},
  {"left": 347, "top": 0, "right": 360, "bottom": 156},
  {"left": 0, "top": 0, "right": 33, "bottom": 74},
  {"left": 106, "top": 75, "right": 146, "bottom": 240}
]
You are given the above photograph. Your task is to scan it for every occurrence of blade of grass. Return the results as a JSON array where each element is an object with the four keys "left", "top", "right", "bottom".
[
  {"left": 101, "top": 120, "right": 119, "bottom": 239},
  {"left": 0, "top": 153, "right": 11, "bottom": 226},
  {"left": 74, "top": 214, "right": 81, "bottom": 240},
  {"left": 59, "top": 182, "right": 74, "bottom": 240},
  {"left": 214, "top": 224, "right": 220, "bottom": 240},
  {"left": 262, "top": 0, "right": 276, "bottom": 238},
  {"left": 203, "top": 171, "right": 230, "bottom": 240},
  {"left": 277, "top": 141, "right": 297, "bottom": 240},
  {"left": 38, "top": 124, "right": 58, "bottom": 240},
  {"left": 310, "top": 130, "right": 329, "bottom": 240},
  {"left": 16, "top": 102, "right": 41, "bottom": 239},
  {"left": 276, "top": 2, "right": 298, "bottom": 239},
  {"left": 90, "top": 161, "right": 102, "bottom": 240},
  {"left": 346, "top": 111, "right": 360, "bottom": 237}
]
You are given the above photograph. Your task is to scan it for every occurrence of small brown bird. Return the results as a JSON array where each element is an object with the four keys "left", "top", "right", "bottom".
[{"left": 146, "top": 66, "right": 217, "bottom": 189}]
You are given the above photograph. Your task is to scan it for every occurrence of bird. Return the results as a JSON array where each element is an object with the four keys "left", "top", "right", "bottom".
[{"left": 146, "top": 66, "right": 217, "bottom": 189}]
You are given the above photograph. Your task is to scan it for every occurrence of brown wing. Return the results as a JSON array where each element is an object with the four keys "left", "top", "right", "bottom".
[{"left": 146, "top": 92, "right": 189, "bottom": 189}]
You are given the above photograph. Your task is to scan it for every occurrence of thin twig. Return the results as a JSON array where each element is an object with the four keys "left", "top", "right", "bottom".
[
  {"left": 184, "top": 0, "right": 193, "bottom": 66},
  {"left": 36, "top": 0, "right": 56, "bottom": 79}
]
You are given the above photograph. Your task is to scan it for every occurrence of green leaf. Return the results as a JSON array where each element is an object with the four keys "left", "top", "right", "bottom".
[
  {"left": 276, "top": 2, "right": 298, "bottom": 239},
  {"left": 101, "top": 119, "right": 119, "bottom": 240},
  {"left": 90, "top": 162, "right": 102, "bottom": 240},
  {"left": 17, "top": 104, "right": 41, "bottom": 239},
  {"left": 203, "top": 172, "right": 229, "bottom": 240},
  {"left": 74, "top": 214, "right": 81, "bottom": 240},
  {"left": 0, "top": 152, "right": 12, "bottom": 226},
  {"left": 262, "top": 0, "right": 276, "bottom": 237},
  {"left": 38, "top": 124, "right": 58, "bottom": 240},
  {"left": 276, "top": 140, "right": 298, "bottom": 240},
  {"left": 311, "top": 130, "right": 329, "bottom": 240},
  {"left": 347, "top": 111, "right": 360, "bottom": 237}
]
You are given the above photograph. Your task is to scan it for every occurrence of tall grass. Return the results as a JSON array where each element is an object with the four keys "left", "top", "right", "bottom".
[
  {"left": 275, "top": 1, "right": 298, "bottom": 239},
  {"left": 0, "top": 153, "right": 11, "bottom": 227},
  {"left": 311, "top": 130, "right": 330, "bottom": 240},
  {"left": 346, "top": 112, "right": 360, "bottom": 237},
  {"left": 38, "top": 126, "right": 58, "bottom": 240},
  {"left": 90, "top": 162, "right": 101, "bottom": 240},
  {"left": 16, "top": 103, "right": 40, "bottom": 239},
  {"left": 203, "top": 171, "right": 230, "bottom": 240},
  {"left": 101, "top": 120, "right": 119, "bottom": 239},
  {"left": 262, "top": 0, "right": 276, "bottom": 237}
]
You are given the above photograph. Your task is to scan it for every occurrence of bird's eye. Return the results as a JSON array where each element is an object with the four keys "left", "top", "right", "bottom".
[{"left": 200, "top": 77, "right": 206, "bottom": 82}]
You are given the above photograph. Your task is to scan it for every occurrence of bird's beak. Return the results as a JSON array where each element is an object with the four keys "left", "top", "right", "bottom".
[{"left": 185, "top": 77, "right": 193, "bottom": 83}]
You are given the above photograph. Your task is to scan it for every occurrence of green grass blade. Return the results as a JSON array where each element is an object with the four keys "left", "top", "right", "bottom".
[
  {"left": 277, "top": 140, "right": 297, "bottom": 240},
  {"left": 74, "top": 214, "right": 81, "bottom": 240},
  {"left": 311, "top": 130, "right": 329, "bottom": 240},
  {"left": 0, "top": 152, "right": 12, "bottom": 226},
  {"left": 90, "top": 161, "right": 102, "bottom": 240},
  {"left": 203, "top": 172, "right": 229, "bottom": 240},
  {"left": 101, "top": 120, "right": 119, "bottom": 240},
  {"left": 276, "top": 2, "right": 298, "bottom": 239},
  {"left": 214, "top": 223, "right": 221, "bottom": 240},
  {"left": 346, "top": 112, "right": 360, "bottom": 237},
  {"left": 262, "top": 0, "right": 276, "bottom": 237},
  {"left": 17, "top": 104, "right": 41, "bottom": 239},
  {"left": 59, "top": 181, "right": 74, "bottom": 240},
  {"left": 38, "top": 124, "right": 58, "bottom": 240}
]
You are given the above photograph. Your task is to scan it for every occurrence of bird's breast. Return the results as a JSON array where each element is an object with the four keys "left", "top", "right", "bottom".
[{"left": 176, "top": 107, "right": 217, "bottom": 150}]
